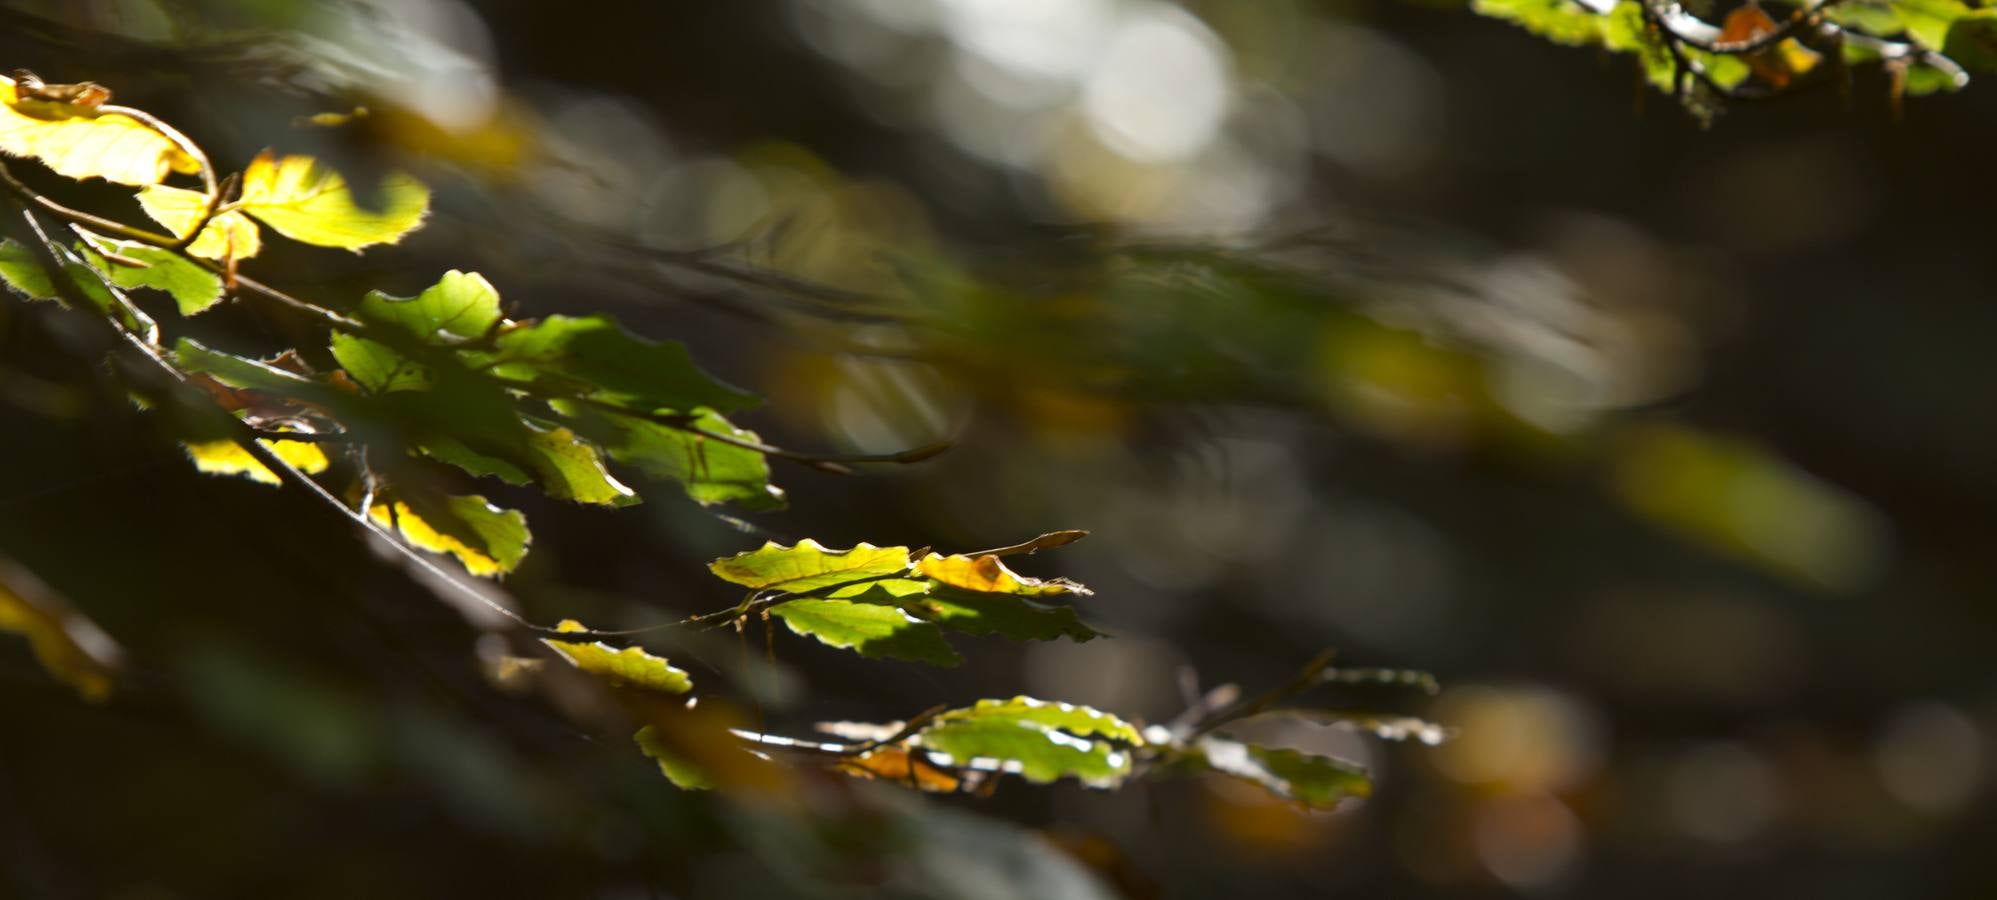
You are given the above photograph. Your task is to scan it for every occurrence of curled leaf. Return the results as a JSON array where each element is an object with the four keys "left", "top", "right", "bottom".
[{"left": 0, "top": 72, "right": 198, "bottom": 185}]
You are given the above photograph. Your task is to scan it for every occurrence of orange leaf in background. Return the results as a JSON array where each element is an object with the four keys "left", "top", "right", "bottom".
[
  {"left": 837, "top": 745, "right": 966, "bottom": 793},
  {"left": 1719, "top": 6, "right": 1820, "bottom": 88}
]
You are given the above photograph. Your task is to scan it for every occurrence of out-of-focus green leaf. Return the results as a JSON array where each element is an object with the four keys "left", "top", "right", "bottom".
[
  {"left": 1189, "top": 737, "right": 1372, "bottom": 809},
  {"left": 770, "top": 598, "right": 961, "bottom": 666},
  {"left": 1894, "top": 0, "right": 1971, "bottom": 48},
  {"left": 1472, "top": 0, "right": 1606, "bottom": 45},
  {"left": 1944, "top": 13, "right": 1997, "bottom": 71},
  {"left": 0, "top": 559, "right": 120, "bottom": 702},
  {"left": 475, "top": 314, "right": 758, "bottom": 414},
  {"left": 911, "top": 697, "right": 1141, "bottom": 786},
  {"left": 544, "top": 621, "right": 691, "bottom": 693},
  {"left": 233, "top": 150, "right": 430, "bottom": 251},
  {"left": 370, "top": 492, "right": 529, "bottom": 577},
  {"left": 0, "top": 237, "right": 55, "bottom": 300},
  {"left": 1828, "top": 2, "right": 1906, "bottom": 36},
  {"left": 709, "top": 540, "right": 913, "bottom": 593},
  {"left": 560, "top": 403, "right": 784, "bottom": 509},
  {"left": 76, "top": 234, "right": 224, "bottom": 316},
  {"left": 634, "top": 725, "right": 714, "bottom": 789}
]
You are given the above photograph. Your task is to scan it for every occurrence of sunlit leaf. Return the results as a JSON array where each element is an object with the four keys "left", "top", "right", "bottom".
[
  {"left": 185, "top": 436, "right": 330, "bottom": 486},
  {"left": 915, "top": 553, "right": 1089, "bottom": 598},
  {"left": 0, "top": 559, "right": 120, "bottom": 701},
  {"left": 368, "top": 493, "right": 529, "bottom": 577},
  {"left": 543, "top": 620, "right": 691, "bottom": 693},
  {"left": 356, "top": 270, "right": 502, "bottom": 342},
  {"left": 0, "top": 237, "right": 55, "bottom": 300},
  {"left": 709, "top": 540, "right": 913, "bottom": 593},
  {"left": 769, "top": 598, "right": 961, "bottom": 666},
  {"left": 560, "top": 404, "right": 783, "bottom": 509},
  {"left": 233, "top": 150, "right": 430, "bottom": 251},
  {"left": 1190, "top": 737, "right": 1371, "bottom": 809},
  {"left": 172, "top": 338, "right": 337, "bottom": 400},
  {"left": 474, "top": 314, "right": 758, "bottom": 414},
  {"left": 911, "top": 697, "right": 1141, "bottom": 786},
  {"left": 1894, "top": 0, "right": 1970, "bottom": 48},
  {"left": 0, "top": 73, "right": 198, "bottom": 185},
  {"left": 836, "top": 745, "right": 964, "bottom": 792},
  {"left": 76, "top": 233, "right": 224, "bottom": 315},
  {"left": 136, "top": 184, "right": 262, "bottom": 261},
  {"left": 418, "top": 423, "right": 639, "bottom": 507},
  {"left": 328, "top": 333, "right": 428, "bottom": 393}
]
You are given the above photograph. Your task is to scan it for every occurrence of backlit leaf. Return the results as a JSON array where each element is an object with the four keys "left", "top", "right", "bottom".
[
  {"left": 136, "top": 184, "right": 262, "bottom": 261},
  {"left": 475, "top": 314, "right": 758, "bottom": 414},
  {"left": 233, "top": 150, "right": 430, "bottom": 251},
  {"left": 915, "top": 552, "right": 1090, "bottom": 598},
  {"left": 369, "top": 493, "right": 529, "bottom": 577},
  {"left": 0, "top": 237, "right": 55, "bottom": 300},
  {"left": 76, "top": 233, "right": 224, "bottom": 315},
  {"left": 1894, "top": 0, "right": 1970, "bottom": 48},
  {"left": 0, "top": 73, "right": 198, "bottom": 185},
  {"left": 185, "top": 436, "right": 330, "bottom": 486},
  {"left": 328, "top": 333, "right": 427, "bottom": 393},
  {"left": 709, "top": 540, "right": 913, "bottom": 593},
  {"left": 560, "top": 403, "right": 783, "bottom": 509},
  {"left": 911, "top": 697, "right": 1141, "bottom": 787},
  {"left": 836, "top": 745, "right": 964, "bottom": 792},
  {"left": 544, "top": 620, "right": 691, "bottom": 694},
  {"left": 1191, "top": 737, "right": 1371, "bottom": 809},
  {"left": 769, "top": 598, "right": 961, "bottom": 666},
  {"left": 356, "top": 270, "right": 502, "bottom": 342}
]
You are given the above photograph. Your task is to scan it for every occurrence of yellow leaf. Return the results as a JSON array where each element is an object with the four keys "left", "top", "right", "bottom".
[
  {"left": 0, "top": 558, "right": 121, "bottom": 702},
  {"left": 836, "top": 745, "right": 965, "bottom": 793},
  {"left": 184, "top": 437, "right": 329, "bottom": 486},
  {"left": 543, "top": 620, "right": 693, "bottom": 694},
  {"left": 915, "top": 552, "right": 1090, "bottom": 598},
  {"left": 136, "top": 184, "right": 262, "bottom": 260},
  {"left": 233, "top": 150, "right": 430, "bottom": 251},
  {"left": 366, "top": 495, "right": 528, "bottom": 578},
  {"left": 0, "top": 73, "right": 198, "bottom": 186}
]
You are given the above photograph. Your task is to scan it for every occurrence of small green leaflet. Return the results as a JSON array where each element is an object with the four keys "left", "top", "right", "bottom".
[
  {"left": 770, "top": 598, "right": 961, "bottom": 666},
  {"left": 560, "top": 403, "right": 784, "bottom": 510},
  {"left": 911, "top": 697, "right": 1145, "bottom": 787},
  {"left": 0, "top": 238, "right": 56, "bottom": 300},
  {"left": 1190, "top": 737, "right": 1372, "bottom": 809},
  {"left": 75, "top": 233, "right": 224, "bottom": 316},
  {"left": 544, "top": 621, "right": 692, "bottom": 694},
  {"left": 634, "top": 725, "right": 713, "bottom": 789},
  {"left": 475, "top": 314, "right": 759, "bottom": 414},
  {"left": 357, "top": 270, "right": 502, "bottom": 342},
  {"left": 709, "top": 540, "right": 913, "bottom": 593}
]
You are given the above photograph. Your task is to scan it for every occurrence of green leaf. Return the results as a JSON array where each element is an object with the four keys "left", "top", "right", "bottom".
[
  {"left": 233, "top": 150, "right": 431, "bottom": 251},
  {"left": 370, "top": 492, "right": 529, "bottom": 577},
  {"left": 906, "top": 586, "right": 1103, "bottom": 643},
  {"left": 1944, "top": 12, "right": 1997, "bottom": 71},
  {"left": 911, "top": 697, "right": 1141, "bottom": 786},
  {"left": 709, "top": 540, "right": 913, "bottom": 593},
  {"left": 329, "top": 333, "right": 428, "bottom": 393},
  {"left": 173, "top": 338, "right": 340, "bottom": 401},
  {"left": 1906, "top": 59, "right": 1971, "bottom": 93},
  {"left": 356, "top": 270, "right": 503, "bottom": 343},
  {"left": 1893, "top": 0, "right": 1970, "bottom": 48},
  {"left": 76, "top": 234, "right": 224, "bottom": 316},
  {"left": 0, "top": 238, "right": 55, "bottom": 300},
  {"left": 558, "top": 403, "right": 783, "bottom": 509},
  {"left": 475, "top": 314, "right": 759, "bottom": 414},
  {"left": 1472, "top": 0, "right": 1606, "bottom": 46},
  {"left": 1190, "top": 737, "right": 1372, "bottom": 809},
  {"left": 930, "top": 697, "right": 1144, "bottom": 745},
  {"left": 544, "top": 621, "right": 691, "bottom": 693},
  {"left": 420, "top": 424, "right": 638, "bottom": 507},
  {"left": 769, "top": 598, "right": 961, "bottom": 666},
  {"left": 634, "top": 725, "right": 714, "bottom": 789},
  {"left": 1827, "top": 2, "right": 1906, "bottom": 37}
]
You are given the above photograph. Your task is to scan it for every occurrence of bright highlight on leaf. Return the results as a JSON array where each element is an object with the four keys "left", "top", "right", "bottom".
[
  {"left": 184, "top": 437, "right": 330, "bottom": 486},
  {"left": 544, "top": 621, "right": 692, "bottom": 694},
  {"left": 234, "top": 150, "right": 430, "bottom": 251},
  {"left": 709, "top": 540, "right": 914, "bottom": 593},
  {"left": 368, "top": 494, "right": 529, "bottom": 577},
  {"left": 910, "top": 696, "right": 1143, "bottom": 787},
  {"left": 0, "top": 72, "right": 198, "bottom": 185},
  {"left": 916, "top": 553, "right": 1091, "bottom": 598},
  {"left": 358, "top": 270, "right": 502, "bottom": 342},
  {"left": 1190, "top": 737, "right": 1372, "bottom": 809}
]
